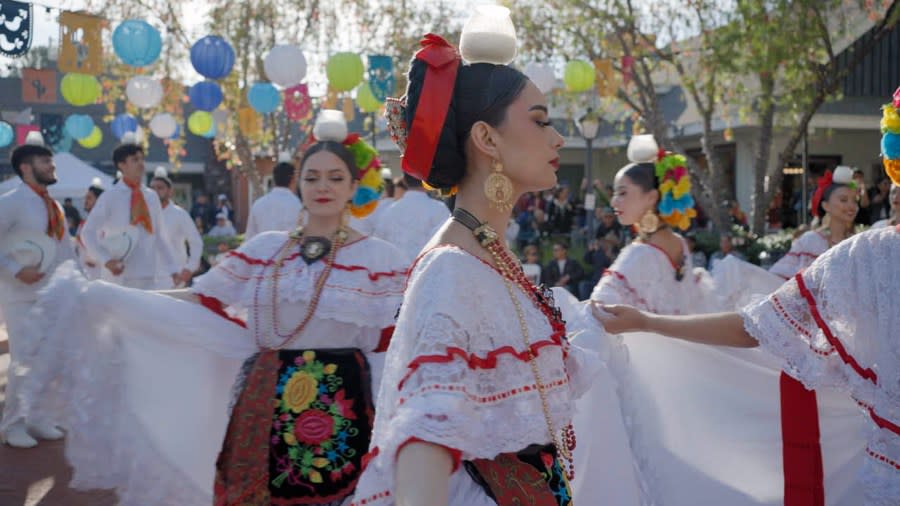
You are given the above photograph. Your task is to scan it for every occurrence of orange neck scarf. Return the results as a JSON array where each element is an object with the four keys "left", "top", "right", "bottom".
[
  {"left": 123, "top": 178, "right": 154, "bottom": 234},
  {"left": 27, "top": 183, "right": 65, "bottom": 240}
]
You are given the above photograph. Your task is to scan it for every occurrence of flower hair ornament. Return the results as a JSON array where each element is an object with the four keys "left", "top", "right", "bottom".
[
  {"left": 306, "top": 110, "right": 384, "bottom": 218},
  {"left": 810, "top": 165, "right": 855, "bottom": 218},
  {"left": 627, "top": 134, "right": 697, "bottom": 231},
  {"left": 881, "top": 90, "right": 900, "bottom": 185}
]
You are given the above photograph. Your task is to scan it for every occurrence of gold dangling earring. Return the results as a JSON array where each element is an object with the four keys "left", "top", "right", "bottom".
[
  {"left": 484, "top": 159, "right": 514, "bottom": 213},
  {"left": 638, "top": 209, "right": 660, "bottom": 235}
]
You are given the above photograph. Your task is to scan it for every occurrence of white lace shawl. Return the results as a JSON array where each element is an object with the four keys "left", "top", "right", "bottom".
[
  {"left": 191, "top": 232, "right": 408, "bottom": 349},
  {"left": 741, "top": 226, "right": 900, "bottom": 505},
  {"left": 351, "top": 246, "right": 598, "bottom": 506},
  {"left": 768, "top": 230, "right": 829, "bottom": 280}
]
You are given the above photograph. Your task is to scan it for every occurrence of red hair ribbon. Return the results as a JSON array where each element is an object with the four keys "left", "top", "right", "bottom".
[
  {"left": 810, "top": 170, "right": 833, "bottom": 218},
  {"left": 401, "top": 34, "right": 461, "bottom": 181}
]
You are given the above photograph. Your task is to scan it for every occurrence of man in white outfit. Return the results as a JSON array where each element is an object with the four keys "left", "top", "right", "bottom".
[
  {"left": 81, "top": 139, "right": 179, "bottom": 289},
  {"left": 150, "top": 169, "right": 203, "bottom": 288},
  {"left": 0, "top": 135, "right": 75, "bottom": 447},
  {"left": 244, "top": 161, "right": 303, "bottom": 239},
  {"left": 373, "top": 174, "right": 449, "bottom": 262}
]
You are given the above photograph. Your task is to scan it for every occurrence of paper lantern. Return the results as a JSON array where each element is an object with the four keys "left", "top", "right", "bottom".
[
  {"left": 189, "top": 80, "right": 224, "bottom": 111},
  {"left": 200, "top": 121, "right": 217, "bottom": 139},
  {"left": 77, "top": 126, "right": 103, "bottom": 149},
  {"left": 64, "top": 114, "right": 95, "bottom": 140},
  {"left": 0, "top": 121, "right": 13, "bottom": 148},
  {"left": 110, "top": 114, "right": 138, "bottom": 140},
  {"left": 149, "top": 113, "right": 177, "bottom": 139},
  {"left": 60, "top": 73, "right": 101, "bottom": 106},
  {"left": 284, "top": 84, "right": 312, "bottom": 121},
  {"left": 169, "top": 124, "right": 181, "bottom": 140},
  {"left": 238, "top": 107, "right": 260, "bottom": 136},
  {"left": 187, "top": 111, "right": 213, "bottom": 136},
  {"left": 264, "top": 44, "right": 307, "bottom": 88},
  {"left": 247, "top": 82, "right": 281, "bottom": 114},
  {"left": 326, "top": 53, "right": 364, "bottom": 92},
  {"left": 112, "top": 20, "right": 162, "bottom": 67},
  {"left": 126, "top": 76, "right": 163, "bottom": 108},
  {"left": 525, "top": 62, "right": 556, "bottom": 94},
  {"left": 564, "top": 60, "right": 595, "bottom": 93},
  {"left": 191, "top": 36, "right": 235, "bottom": 80},
  {"left": 356, "top": 82, "right": 382, "bottom": 113}
]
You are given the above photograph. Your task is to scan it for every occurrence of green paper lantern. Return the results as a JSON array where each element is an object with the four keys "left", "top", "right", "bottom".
[
  {"left": 326, "top": 53, "right": 364, "bottom": 92},
  {"left": 77, "top": 126, "right": 103, "bottom": 149},
  {"left": 188, "top": 111, "right": 214, "bottom": 136},
  {"left": 61, "top": 73, "right": 102, "bottom": 106},
  {"left": 563, "top": 60, "right": 595, "bottom": 93},
  {"left": 356, "top": 82, "right": 383, "bottom": 113}
]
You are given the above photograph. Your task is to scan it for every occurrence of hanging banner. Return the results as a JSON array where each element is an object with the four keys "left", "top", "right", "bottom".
[
  {"left": 58, "top": 11, "right": 105, "bottom": 75},
  {"left": 0, "top": 0, "right": 33, "bottom": 57},
  {"left": 593, "top": 59, "right": 617, "bottom": 98},
  {"left": 367, "top": 54, "right": 395, "bottom": 103},
  {"left": 284, "top": 83, "right": 312, "bottom": 121},
  {"left": 22, "top": 68, "right": 58, "bottom": 103},
  {"left": 40, "top": 113, "right": 64, "bottom": 147}
]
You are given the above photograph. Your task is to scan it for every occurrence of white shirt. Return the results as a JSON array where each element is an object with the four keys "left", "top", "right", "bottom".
[
  {"left": 372, "top": 191, "right": 448, "bottom": 261},
  {"left": 349, "top": 198, "right": 394, "bottom": 236},
  {"left": 0, "top": 182, "right": 76, "bottom": 302},
  {"left": 159, "top": 202, "right": 203, "bottom": 273},
  {"left": 207, "top": 223, "right": 237, "bottom": 237},
  {"left": 244, "top": 187, "right": 302, "bottom": 239},
  {"left": 81, "top": 181, "right": 178, "bottom": 284}
]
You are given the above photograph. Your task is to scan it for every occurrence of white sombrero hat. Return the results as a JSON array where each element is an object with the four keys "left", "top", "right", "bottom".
[
  {"left": 100, "top": 225, "right": 140, "bottom": 262},
  {"left": 1, "top": 232, "right": 58, "bottom": 274}
]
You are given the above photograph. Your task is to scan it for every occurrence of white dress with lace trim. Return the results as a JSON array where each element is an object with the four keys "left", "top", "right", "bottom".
[
  {"left": 25, "top": 232, "right": 406, "bottom": 506},
  {"left": 741, "top": 226, "right": 900, "bottom": 505},
  {"left": 768, "top": 230, "right": 829, "bottom": 279},
  {"left": 350, "top": 246, "right": 600, "bottom": 506}
]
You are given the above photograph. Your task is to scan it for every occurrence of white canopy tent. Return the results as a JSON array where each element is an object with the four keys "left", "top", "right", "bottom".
[{"left": 0, "top": 152, "right": 114, "bottom": 212}]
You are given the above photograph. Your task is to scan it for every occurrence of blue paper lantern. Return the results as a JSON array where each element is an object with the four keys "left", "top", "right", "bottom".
[
  {"left": 247, "top": 82, "right": 281, "bottom": 114},
  {"left": 191, "top": 36, "right": 235, "bottom": 80},
  {"left": 200, "top": 121, "right": 217, "bottom": 139},
  {"left": 170, "top": 124, "right": 181, "bottom": 140},
  {"left": 189, "top": 81, "right": 224, "bottom": 111},
  {"left": 0, "top": 121, "right": 13, "bottom": 148},
  {"left": 110, "top": 114, "right": 139, "bottom": 140},
  {"left": 64, "top": 114, "right": 95, "bottom": 140},
  {"left": 112, "top": 20, "right": 162, "bottom": 67}
]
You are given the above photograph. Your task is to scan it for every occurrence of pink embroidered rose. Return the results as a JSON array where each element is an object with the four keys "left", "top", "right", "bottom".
[{"left": 294, "top": 409, "right": 335, "bottom": 446}]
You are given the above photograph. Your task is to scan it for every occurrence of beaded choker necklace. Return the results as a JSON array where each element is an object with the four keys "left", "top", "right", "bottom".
[
  {"left": 452, "top": 207, "right": 576, "bottom": 483},
  {"left": 252, "top": 226, "right": 348, "bottom": 350}
]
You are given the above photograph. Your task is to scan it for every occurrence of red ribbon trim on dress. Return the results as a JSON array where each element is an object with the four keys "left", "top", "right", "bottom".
[
  {"left": 197, "top": 294, "right": 247, "bottom": 328},
  {"left": 780, "top": 372, "right": 824, "bottom": 506},
  {"left": 401, "top": 34, "right": 460, "bottom": 181}
]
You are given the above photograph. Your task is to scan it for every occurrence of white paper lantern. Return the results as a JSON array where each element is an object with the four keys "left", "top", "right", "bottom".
[
  {"left": 524, "top": 62, "right": 556, "bottom": 94},
  {"left": 264, "top": 45, "right": 307, "bottom": 88},
  {"left": 149, "top": 113, "right": 177, "bottom": 139},
  {"left": 126, "top": 76, "right": 163, "bottom": 108}
]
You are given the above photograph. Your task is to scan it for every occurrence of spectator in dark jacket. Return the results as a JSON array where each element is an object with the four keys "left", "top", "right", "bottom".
[
  {"left": 579, "top": 239, "right": 612, "bottom": 300},
  {"left": 541, "top": 241, "right": 584, "bottom": 296}
]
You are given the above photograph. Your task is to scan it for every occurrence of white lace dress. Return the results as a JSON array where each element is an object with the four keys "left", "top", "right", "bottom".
[
  {"left": 29, "top": 232, "right": 407, "bottom": 506},
  {"left": 741, "top": 225, "right": 900, "bottom": 505},
  {"left": 768, "top": 230, "right": 830, "bottom": 279},
  {"left": 350, "top": 246, "right": 600, "bottom": 506},
  {"left": 572, "top": 239, "right": 867, "bottom": 505}
]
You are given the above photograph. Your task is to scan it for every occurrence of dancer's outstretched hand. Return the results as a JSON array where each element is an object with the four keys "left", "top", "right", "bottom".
[{"left": 591, "top": 302, "right": 646, "bottom": 334}]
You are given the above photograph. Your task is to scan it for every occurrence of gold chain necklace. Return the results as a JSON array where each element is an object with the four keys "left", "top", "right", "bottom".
[
  {"left": 256, "top": 227, "right": 347, "bottom": 350},
  {"left": 452, "top": 208, "right": 575, "bottom": 484}
]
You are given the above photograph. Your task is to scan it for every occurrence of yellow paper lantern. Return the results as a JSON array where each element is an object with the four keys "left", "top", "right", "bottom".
[
  {"left": 564, "top": 60, "right": 595, "bottom": 93},
  {"left": 61, "top": 73, "right": 101, "bottom": 106},
  {"left": 77, "top": 126, "right": 103, "bottom": 149},
  {"left": 238, "top": 107, "right": 261, "bottom": 136},
  {"left": 356, "top": 82, "right": 383, "bottom": 113},
  {"left": 188, "top": 111, "right": 213, "bottom": 136},
  {"left": 326, "top": 53, "right": 364, "bottom": 92}
]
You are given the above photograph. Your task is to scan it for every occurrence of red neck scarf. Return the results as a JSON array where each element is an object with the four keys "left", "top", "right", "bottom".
[
  {"left": 26, "top": 183, "right": 65, "bottom": 240},
  {"left": 123, "top": 178, "right": 154, "bottom": 234}
]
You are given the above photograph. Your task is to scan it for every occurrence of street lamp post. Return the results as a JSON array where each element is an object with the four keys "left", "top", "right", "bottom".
[{"left": 577, "top": 108, "right": 601, "bottom": 240}]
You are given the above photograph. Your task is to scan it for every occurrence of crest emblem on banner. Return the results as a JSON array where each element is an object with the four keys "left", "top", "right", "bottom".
[
  {"left": 58, "top": 11, "right": 105, "bottom": 75},
  {"left": 0, "top": 0, "right": 33, "bottom": 57},
  {"left": 367, "top": 55, "right": 395, "bottom": 103},
  {"left": 22, "top": 68, "right": 58, "bottom": 103}
]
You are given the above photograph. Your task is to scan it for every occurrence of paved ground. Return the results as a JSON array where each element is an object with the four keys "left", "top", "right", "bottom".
[{"left": 0, "top": 324, "right": 117, "bottom": 506}]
